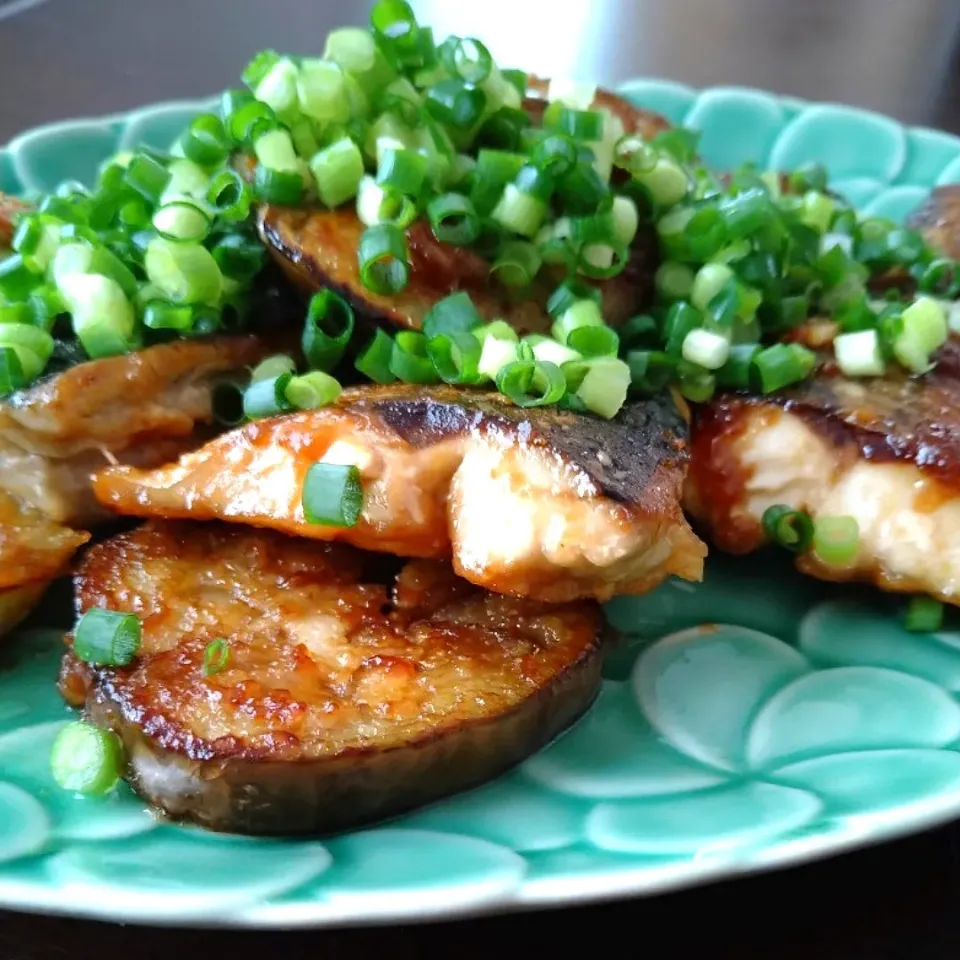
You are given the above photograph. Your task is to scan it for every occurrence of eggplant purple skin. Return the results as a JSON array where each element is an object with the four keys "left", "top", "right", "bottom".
[
  {"left": 78, "top": 643, "right": 605, "bottom": 836},
  {"left": 61, "top": 521, "right": 611, "bottom": 836}
]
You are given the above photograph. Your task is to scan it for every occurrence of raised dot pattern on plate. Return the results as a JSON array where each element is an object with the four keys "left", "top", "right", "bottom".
[{"left": 1, "top": 81, "right": 960, "bottom": 928}]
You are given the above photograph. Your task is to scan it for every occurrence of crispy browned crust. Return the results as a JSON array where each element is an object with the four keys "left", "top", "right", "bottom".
[
  {"left": 908, "top": 184, "right": 960, "bottom": 261},
  {"left": 254, "top": 79, "right": 666, "bottom": 334},
  {"left": 62, "top": 521, "right": 607, "bottom": 835}
]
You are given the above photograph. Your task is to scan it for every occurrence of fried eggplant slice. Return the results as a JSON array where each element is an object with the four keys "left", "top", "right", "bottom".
[
  {"left": 255, "top": 80, "right": 666, "bottom": 334},
  {"left": 0, "top": 489, "right": 89, "bottom": 639},
  {"left": 60, "top": 521, "right": 608, "bottom": 835},
  {"left": 907, "top": 184, "right": 960, "bottom": 261},
  {"left": 0, "top": 334, "right": 277, "bottom": 528},
  {"left": 93, "top": 384, "right": 705, "bottom": 602},
  {"left": 685, "top": 336, "right": 960, "bottom": 604}
]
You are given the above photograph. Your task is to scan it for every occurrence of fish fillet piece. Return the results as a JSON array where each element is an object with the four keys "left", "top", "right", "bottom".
[
  {"left": 59, "top": 520, "right": 607, "bottom": 835},
  {"left": 93, "top": 384, "right": 705, "bottom": 602},
  {"left": 0, "top": 334, "right": 275, "bottom": 527},
  {"left": 685, "top": 337, "right": 960, "bottom": 603},
  {"left": 0, "top": 489, "right": 89, "bottom": 638},
  {"left": 255, "top": 80, "right": 667, "bottom": 334}
]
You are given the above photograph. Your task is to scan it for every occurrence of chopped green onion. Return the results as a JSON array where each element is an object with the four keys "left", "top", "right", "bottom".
[
  {"left": 377, "top": 147, "right": 429, "bottom": 197},
  {"left": 553, "top": 107, "right": 603, "bottom": 141},
  {"left": 302, "top": 462, "right": 364, "bottom": 527},
  {"left": 681, "top": 328, "right": 731, "bottom": 370},
  {"left": 181, "top": 113, "right": 230, "bottom": 167},
  {"left": 205, "top": 170, "right": 252, "bottom": 221},
  {"left": 310, "top": 137, "right": 366, "bottom": 208},
  {"left": 427, "top": 193, "right": 480, "bottom": 245},
  {"left": 491, "top": 240, "right": 541, "bottom": 287},
  {"left": 297, "top": 58, "right": 351, "bottom": 123},
  {"left": 144, "top": 238, "right": 222, "bottom": 306},
  {"left": 243, "top": 48, "right": 282, "bottom": 89},
  {"left": 812, "top": 515, "right": 860, "bottom": 567},
  {"left": 211, "top": 380, "right": 248, "bottom": 426},
  {"left": 302, "top": 288, "right": 355, "bottom": 371},
  {"left": 73, "top": 608, "right": 142, "bottom": 666},
  {"left": 663, "top": 302, "right": 702, "bottom": 357},
  {"left": 152, "top": 201, "right": 211, "bottom": 242},
  {"left": 285, "top": 371, "right": 342, "bottom": 409},
  {"left": 210, "top": 233, "right": 265, "bottom": 282},
  {"left": 324, "top": 26, "right": 378, "bottom": 73},
  {"left": 0, "top": 254, "right": 38, "bottom": 301},
  {"left": 572, "top": 357, "right": 631, "bottom": 418},
  {"left": 524, "top": 334, "right": 582, "bottom": 367},
  {"left": 546, "top": 278, "right": 601, "bottom": 318},
  {"left": 390, "top": 330, "right": 441, "bottom": 383},
  {"left": 655, "top": 261, "right": 695, "bottom": 301},
  {"left": 892, "top": 296, "right": 947, "bottom": 374},
  {"left": 202, "top": 638, "right": 230, "bottom": 677},
  {"left": 0, "top": 349, "right": 25, "bottom": 394},
  {"left": 834, "top": 329, "right": 886, "bottom": 378},
  {"left": 496, "top": 359, "right": 566, "bottom": 407},
  {"left": 253, "top": 165, "right": 304, "bottom": 205},
  {"left": 552, "top": 298, "right": 604, "bottom": 345},
  {"left": 614, "top": 135, "right": 658, "bottom": 175},
  {"left": 716, "top": 343, "right": 761, "bottom": 389},
  {"left": 422, "top": 290, "right": 482, "bottom": 338},
  {"left": 424, "top": 78, "right": 487, "bottom": 129},
  {"left": 142, "top": 301, "right": 200, "bottom": 332},
  {"left": 491, "top": 183, "right": 547, "bottom": 238},
  {"left": 123, "top": 153, "right": 171, "bottom": 204},
  {"left": 634, "top": 157, "right": 689, "bottom": 207},
  {"left": 50, "top": 722, "right": 124, "bottom": 796},
  {"left": 251, "top": 354, "right": 297, "bottom": 382},
  {"left": 762, "top": 504, "right": 814, "bottom": 553},
  {"left": 243, "top": 373, "right": 293, "bottom": 419},
  {"left": 441, "top": 36, "right": 493, "bottom": 84},
  {"left": 691, "top": 263, "right": 734, "bottom": 313},
  {"left": 427, "top": 331, "right": 482, "bottom": 384},
  {"left": 253, "top": 56, "right": 299, "bottom": 114},
  {"left": 57, "top": 273, "right": 135, "bottom": 359},
  {"left": 358, "top": 223, "right": 410, "bottom": 294},
  {"left": 532, "top": 134, "right": 578, "bottom": 178},
  {"left": 753, "top": 343, "right": 816, "bottom": 394},
  {"left": 0, "top": 322, "right": 54, "bottom": 379},
  {"left": 905, "top": 596, "right": 944, "bottom": 633},
  {"left": 355, "top": 328, "right": 397, "bottom": 384},
  {"left": 566, "top": 324, "right": 619, "bottom": 358},
  {"left": 477, "top": 331, "right": 520, "bottom": 380},
  {"left": 620, "top": 314, "right": 659, "bottom": 349}
]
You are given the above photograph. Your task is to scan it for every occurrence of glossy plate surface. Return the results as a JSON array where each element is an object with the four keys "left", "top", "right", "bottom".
[{"left": 2, "top": 80, "right": 960, "bottom": 928}]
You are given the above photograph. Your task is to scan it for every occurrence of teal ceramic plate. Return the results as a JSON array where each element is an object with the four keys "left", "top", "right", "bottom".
[{"left": 3, "top": 80, "right": 960, "bottom": 929}]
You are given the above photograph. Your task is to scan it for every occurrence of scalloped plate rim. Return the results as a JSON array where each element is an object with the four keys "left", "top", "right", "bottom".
[{"left": 2, "top": 79, "right": 960, "bottom": 930}]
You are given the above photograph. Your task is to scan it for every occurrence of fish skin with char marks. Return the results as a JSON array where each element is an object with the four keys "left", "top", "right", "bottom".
[
  {"left": 684, "top": 332, "right": 960, "bottom": 605},
  {"left": 92, "top": 384, "right": 705, "bottom": 603}
]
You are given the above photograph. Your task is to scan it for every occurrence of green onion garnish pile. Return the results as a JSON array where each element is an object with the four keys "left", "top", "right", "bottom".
[{"left": 2, "top": 0, "right": 960, "bottom": 418}]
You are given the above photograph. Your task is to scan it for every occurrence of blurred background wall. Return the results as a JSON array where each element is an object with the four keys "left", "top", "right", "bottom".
[{"left": 0, "top": 0, "right": 958, "bottom": 140}]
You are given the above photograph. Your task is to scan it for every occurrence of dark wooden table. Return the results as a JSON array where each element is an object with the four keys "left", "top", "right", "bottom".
[{"left": 3, "top": 0, "right": 960, "bottom": 956}]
